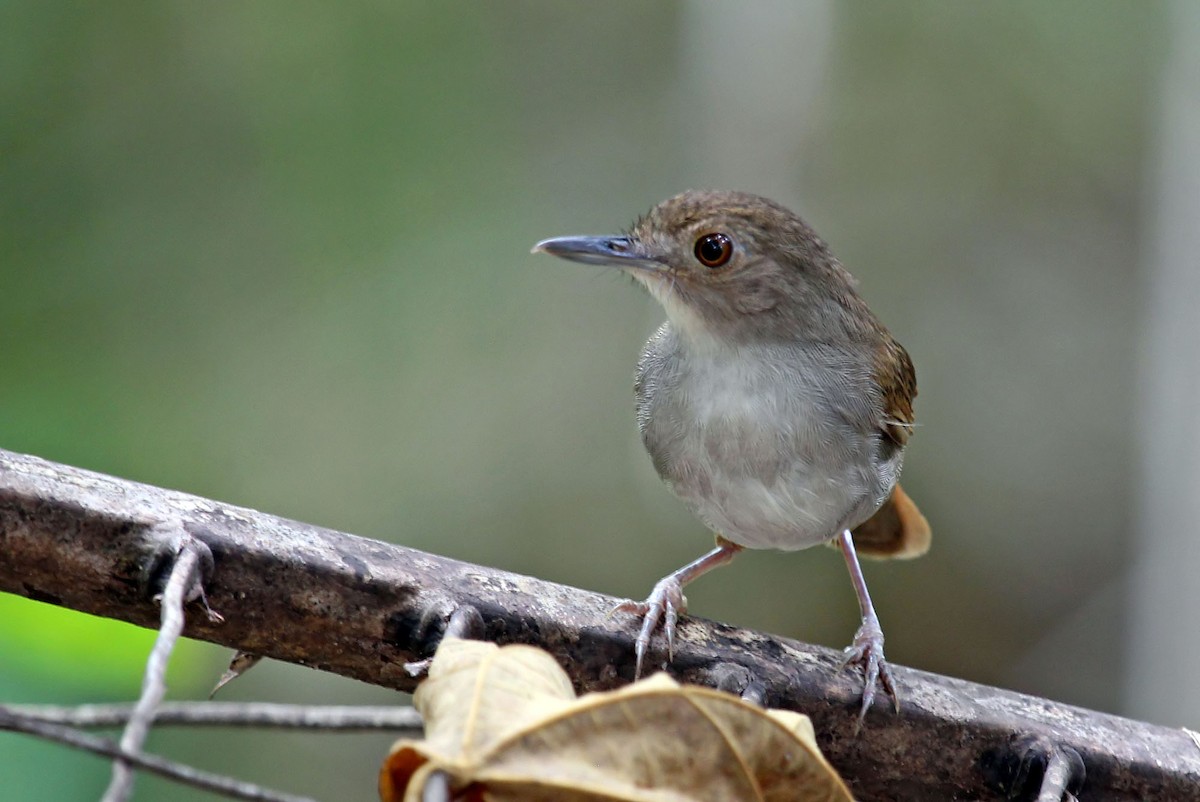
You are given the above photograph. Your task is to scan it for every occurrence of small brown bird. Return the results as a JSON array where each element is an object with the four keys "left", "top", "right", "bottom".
[{"left": 534, "top": 190, "right": 930, "bottom": 719}]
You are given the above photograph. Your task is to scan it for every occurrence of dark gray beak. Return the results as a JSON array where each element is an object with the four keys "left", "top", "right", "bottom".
[{"left": 531, "top": 235, "right": 662, "bottom": 270}]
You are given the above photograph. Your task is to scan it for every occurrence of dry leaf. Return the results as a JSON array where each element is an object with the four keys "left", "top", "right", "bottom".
[
  {"left": 380, "top": 638, "right": 854, "bottom": 802},
  {"left": 209, "top": 651, "right": 262, "bottom": 698}
]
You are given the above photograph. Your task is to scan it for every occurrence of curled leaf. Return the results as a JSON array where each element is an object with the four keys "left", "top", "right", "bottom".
[
  {"left": 381, "top": 638, "right": 853, "bottom": 801},
  {"left": 209, "top": 651, "right": 261, "bottom": 698}
]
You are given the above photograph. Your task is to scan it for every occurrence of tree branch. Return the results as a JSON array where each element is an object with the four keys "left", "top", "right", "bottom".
[{"left": 1, "top": 447, "right": 1197, "bottom": 801}]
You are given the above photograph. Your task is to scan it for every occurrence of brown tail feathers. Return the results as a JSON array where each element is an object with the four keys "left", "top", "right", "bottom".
[{"left": 849, "top": 484, "right": 931, "bottom": 559}]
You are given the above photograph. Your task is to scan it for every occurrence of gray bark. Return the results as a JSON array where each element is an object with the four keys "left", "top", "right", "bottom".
[{"left": 1, "top": 448, "right": 1197, "bottom": 801}]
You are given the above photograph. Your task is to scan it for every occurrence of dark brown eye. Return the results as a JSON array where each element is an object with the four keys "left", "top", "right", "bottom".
[{"left": 694, "top": 232, "right": 733, "bottom": 268}]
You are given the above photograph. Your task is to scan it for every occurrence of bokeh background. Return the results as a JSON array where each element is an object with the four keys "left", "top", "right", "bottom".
[{"left": 3, "top": 2, "right": 1197, "bottom": 799}]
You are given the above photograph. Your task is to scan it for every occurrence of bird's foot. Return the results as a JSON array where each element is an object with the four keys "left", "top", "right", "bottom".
[
  {"left": 840, "top": 612, "right": 899, "bottom": 723},
  {"left": 612, "top": 576, "right": 688, "bottom": 679}
]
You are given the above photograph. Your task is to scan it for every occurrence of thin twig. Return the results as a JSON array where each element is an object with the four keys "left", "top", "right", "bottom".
[
  {"left": 1037, "top": 746, "right": 1078, "bottom": 802},
  {"left": 5, "top": 702, "right": 422, "bottom": 732},
  {"left": 103, "top": 532, "right": 204, "bottom": 802},
  {"left": 0, "top": 709, "right": 316, "bottom": 802}
]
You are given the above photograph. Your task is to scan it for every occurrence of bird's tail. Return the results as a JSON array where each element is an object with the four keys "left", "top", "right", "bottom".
[{"left": 849, "top": 484, "right": 931, "bottom": 559}]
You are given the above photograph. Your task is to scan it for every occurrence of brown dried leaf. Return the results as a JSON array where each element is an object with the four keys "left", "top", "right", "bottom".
[
  {"left": 209, "top": 651, "right": 262, "bottom": 698},
  {"left": 380, "top": 638, "right": 853, "bottom": 802}
]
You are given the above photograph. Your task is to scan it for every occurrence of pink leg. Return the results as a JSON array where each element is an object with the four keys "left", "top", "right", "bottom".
[
  {"left": 615, "top": 538, "right": 743, "bottom": 678},
  {"left": 837, "top": 529, "right": 899, "bottom": 722}
]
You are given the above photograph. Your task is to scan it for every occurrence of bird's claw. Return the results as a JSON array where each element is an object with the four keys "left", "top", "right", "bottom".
[
  {"left": 612, "top": 576, "right": 687, "bottom": 678},
  {"left": 840, "top": 613, "right": 898, "bottom": 724}
]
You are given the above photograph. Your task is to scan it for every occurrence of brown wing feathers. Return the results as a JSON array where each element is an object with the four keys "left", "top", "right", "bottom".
[{"left": 851, "top": 335, "right": 931, "bottom": 558}]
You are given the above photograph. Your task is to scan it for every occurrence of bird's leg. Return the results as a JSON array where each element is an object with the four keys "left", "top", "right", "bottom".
[
  {"left": 613, "top": 536, "right": 742, "bottom": 678},
  {"left": 837, "top": 528, "right": 899, "bottom": 722}
]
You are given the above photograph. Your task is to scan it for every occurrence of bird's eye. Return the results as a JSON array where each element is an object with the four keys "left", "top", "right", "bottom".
[{"left": 694, "top": 233, "right": 733, "bottom": 268}]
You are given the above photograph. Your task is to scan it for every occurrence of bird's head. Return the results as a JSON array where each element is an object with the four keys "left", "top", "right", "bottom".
[{"left": 533, "top": 190, "right": 867, "bottom": 347}]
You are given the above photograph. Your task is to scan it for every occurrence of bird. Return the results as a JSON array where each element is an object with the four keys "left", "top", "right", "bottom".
[{"left": 533, "top": 190, "right": 930, "bottom": 719}]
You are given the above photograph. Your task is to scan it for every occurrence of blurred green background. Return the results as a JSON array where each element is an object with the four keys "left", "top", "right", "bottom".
[{"left": 3, "top": 2, "right": 1197, "bottom": 799}]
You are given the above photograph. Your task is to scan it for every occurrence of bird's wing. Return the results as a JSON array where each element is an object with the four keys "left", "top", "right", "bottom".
[
  {"left": 874, "top": 335, "right": 917, "bottom": 447},
  {"left": 852, "top": 336, "right": 929, "bottom": 558}
]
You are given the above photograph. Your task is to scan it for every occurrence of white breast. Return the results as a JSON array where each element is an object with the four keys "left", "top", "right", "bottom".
[{"left": 638, "top": 333, "right": 891, "bottom": 551}]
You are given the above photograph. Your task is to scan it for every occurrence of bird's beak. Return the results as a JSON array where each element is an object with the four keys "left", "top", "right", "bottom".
[{"left": 531, "top": 235, "right": 663, "bottom": 271}]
